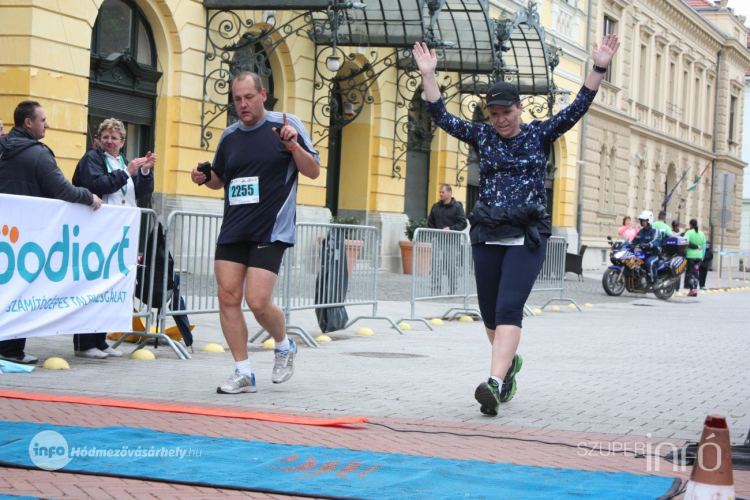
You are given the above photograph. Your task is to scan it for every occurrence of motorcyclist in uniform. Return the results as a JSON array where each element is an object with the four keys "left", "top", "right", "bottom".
[{"left": 631, "top": 210, "right": 661, "bottom": 287}]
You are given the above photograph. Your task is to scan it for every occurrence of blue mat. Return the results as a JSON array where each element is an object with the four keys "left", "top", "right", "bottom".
[{"left": 0, "top": 421, "right": 679, "bottom": 500}]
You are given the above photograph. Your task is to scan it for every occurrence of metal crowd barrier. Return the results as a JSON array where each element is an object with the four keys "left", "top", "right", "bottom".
[
  {"left": 715, "top": 248, "right": 750, "bottom": 287},
  {"left": 157, "top": 210, "right": 313, "bottom": 354},
  {"left": 109, "top": 209, "right": 173, "bottom": 354},
  {"left": 147, "top": 213, "right": 579, "bottom": 357},
  {"left": 392, "top": 232, "right": 578, "bottom": 325},
  {"left": 152, "top": 210, "right": 227, "bottom": 359},
  {"left": 397, "top": 228, "right": 481, "bottom": 329},
  {"left": 153, "top": 214, "right": 402, "bottom": 356},
  {"left": 528, "top": 236, "right": 581, "bottom": 313},
  {"left": 250, "top": 223, "right": 404, "bottom": 345}
]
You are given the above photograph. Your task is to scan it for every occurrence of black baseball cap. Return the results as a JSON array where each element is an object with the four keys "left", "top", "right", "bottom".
[{"left": 485, "top": 81, "right": 520, "bottom": 107}]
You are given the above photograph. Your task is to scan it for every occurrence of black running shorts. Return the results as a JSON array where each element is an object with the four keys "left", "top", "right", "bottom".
[{"left": 214, "top": 241, "right": 288, "bottom": 275}]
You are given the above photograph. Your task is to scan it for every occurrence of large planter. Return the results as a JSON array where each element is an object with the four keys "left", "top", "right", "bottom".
[
  {"left": 344, "top": 239, "right": 363, "bottom": 277},
  {"left": 399, "top": 241, "right": 432, "bottom": 275}
]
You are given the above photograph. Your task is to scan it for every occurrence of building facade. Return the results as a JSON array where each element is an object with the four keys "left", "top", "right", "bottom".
[
  {"left": 579, "top": 0, "right": 749, "bottom": 269},
  {"left": 1, "top": 0, "right": 747, "bottom": 272},
  {"left": 742, "top": 29, "right": 750, "bottom": 251}
]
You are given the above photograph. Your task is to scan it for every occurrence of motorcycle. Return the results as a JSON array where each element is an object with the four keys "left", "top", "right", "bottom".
[{"left": 602, "top": 236, "right": 688, "bottom": 300}]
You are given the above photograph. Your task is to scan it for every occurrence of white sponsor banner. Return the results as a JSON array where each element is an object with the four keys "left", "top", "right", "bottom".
[{"left": 0, "top": 194, "right": 141, "bottom": 340}]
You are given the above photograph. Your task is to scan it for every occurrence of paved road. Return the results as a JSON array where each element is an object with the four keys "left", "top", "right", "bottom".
[
  {"left": 2, "top": 284, "right": 748, "bottom": 445},
  {"left": 1, "top": 274, "right": 748, "bottom": 499}
]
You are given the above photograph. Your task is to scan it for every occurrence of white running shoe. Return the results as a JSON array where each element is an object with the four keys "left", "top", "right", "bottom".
[
  {"left": 217, "top": 370, "right": 257, "bottom": 394},
  {"left": 74, "top": 348, "right": 108, "bottom": 359},
  {"left": 272, "top": 340, "right": 297, "bottom": 384},
  {"left": 101, "top": 347, "right": 123, "bottom": 357},
  {"left": 0, "top": 353, "right": 38, "bottom": 365}
]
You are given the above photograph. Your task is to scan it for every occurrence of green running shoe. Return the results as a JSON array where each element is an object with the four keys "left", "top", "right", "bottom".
[
  {"left": 500, "top": 354, "right": 523, "bottom": 403},
  {"left": 475, "top": 378, "right": 501, "bottom": 416},
  {"left": 479, "top": 404, "right": 497, "bottom": 416}
]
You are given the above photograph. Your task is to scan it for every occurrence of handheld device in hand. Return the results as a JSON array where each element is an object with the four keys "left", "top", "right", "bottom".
[{"left": 197, "top": 162, "right": 212, "bottom": 185}]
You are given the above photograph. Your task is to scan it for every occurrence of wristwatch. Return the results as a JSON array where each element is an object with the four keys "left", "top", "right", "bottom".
[{"left": 593, "top": 64, "right": 608, "bottom": 74}]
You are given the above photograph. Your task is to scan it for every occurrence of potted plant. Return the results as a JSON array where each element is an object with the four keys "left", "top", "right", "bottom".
[
  {"left": 399, "top": 218, "right": 431, "bottom": 275},
  {"left": 329, "top": 216, "right": 363, "bottom": 276}
]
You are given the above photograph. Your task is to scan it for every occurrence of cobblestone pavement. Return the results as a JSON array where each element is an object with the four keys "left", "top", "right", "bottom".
[
  {"left": 7, "top": 288, "right": 748, "bottom": 440},
  {"left": 1, "top": 270, "right": 748, "bottom": 499}
]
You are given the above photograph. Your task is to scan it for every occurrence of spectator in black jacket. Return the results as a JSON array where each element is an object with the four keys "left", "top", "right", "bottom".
[
  {"left": 427, "top": 184, "right": 467, "bottom": 295},
  {"left": 699, "top": 241, "right": 713, "bottom": 290},
  {"left": 428, "top": 184, "right": 467, "bottom": 231},
  {"left": 0, "top": 100, "right": 102, "bottom": 365},
  {"left": 70, "top": 117, "right": 155, "bottom": 359},
  {"left": 72, "top": 118, "right": 155, "bottom": 205}
]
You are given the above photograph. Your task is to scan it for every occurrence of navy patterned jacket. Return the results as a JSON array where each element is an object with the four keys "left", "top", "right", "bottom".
[{"left": 427, "top": 85, "right": 597, "bottom": 243}]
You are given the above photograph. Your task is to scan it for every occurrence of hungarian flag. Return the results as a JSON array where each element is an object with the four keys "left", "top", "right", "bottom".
[{"left": 687, "top": 161, "right": 711, "bottom": 192}]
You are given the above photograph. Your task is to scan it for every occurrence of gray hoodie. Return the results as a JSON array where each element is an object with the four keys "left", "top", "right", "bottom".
[{"left": 0, "top": 126, "right": 93, "bottom": 205}]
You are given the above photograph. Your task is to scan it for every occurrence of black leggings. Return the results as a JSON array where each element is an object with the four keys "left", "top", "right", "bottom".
[
  {"left": 684, "top": 258, "right": 701, "bottom": 290},
  {"left": 472, "top": 237, "right": 548, "bottom": 330}
]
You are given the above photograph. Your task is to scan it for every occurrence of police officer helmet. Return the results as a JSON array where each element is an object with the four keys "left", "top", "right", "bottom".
[{"left": 637, "top": 210, "right": 654, "bottom": 225}]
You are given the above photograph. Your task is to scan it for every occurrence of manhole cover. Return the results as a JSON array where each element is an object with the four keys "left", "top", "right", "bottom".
[
  {"left": 344, "top": 352, "right": 428, "bottom": 359},
  {"left": 632, "top": 303, "right": 654, "bottom": 307}
]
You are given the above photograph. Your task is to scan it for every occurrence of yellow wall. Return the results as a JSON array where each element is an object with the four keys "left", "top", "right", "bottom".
[
  {"left": 0, "top": 0, "right": 580, "bottom": 227},
  {"left": 1, "top": 2, "right": 94, "bottom": 177},
  {"left": 339, "top": 122, "right": 373, "bottom": 211}
]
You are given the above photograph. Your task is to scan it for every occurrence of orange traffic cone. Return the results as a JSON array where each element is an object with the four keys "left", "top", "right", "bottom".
[{"left": 684, "top": 414, "right": 735, "bottom": 500}]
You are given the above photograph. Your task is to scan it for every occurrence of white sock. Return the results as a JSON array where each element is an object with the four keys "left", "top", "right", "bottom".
[
  {"left": 275, "top": 336, "right": 290, "bottom": 351},
  {"left": 235, "top": 359, "right": 252, "bottom": 377},
  {"left": 490, "top": 376, "right": 503, "bottom": 387}
]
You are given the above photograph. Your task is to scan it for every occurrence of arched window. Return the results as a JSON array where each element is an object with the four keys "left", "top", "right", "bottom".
[
  {"left": 88, "top": 0, "right": 161, "bottom": 154},
  {"left": 87, "top": 0, "right": 162, "bottom": 205},
  {"left": 403, "top": 91, "right": 433, "bottom": 219},
  {"left": 91, "top": 0, "right": 156, "bottom": 68}
]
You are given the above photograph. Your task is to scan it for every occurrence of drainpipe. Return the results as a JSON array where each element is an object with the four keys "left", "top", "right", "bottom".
[
  {"left": 576, "top": 0, "right": 594, "bottom": 252},
  {"left": 708, "top": 49, "right": 722, "bottom": 254}
]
